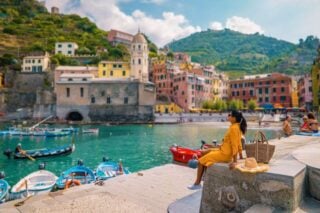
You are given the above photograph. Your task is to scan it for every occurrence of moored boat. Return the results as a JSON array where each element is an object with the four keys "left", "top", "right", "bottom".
[
  {"left": 82, "top": 128, "right": 99, "bottom": 134},
  {"left": 297, "top": 132, "right": 320, "bottom": 137},
  {"left": 12, "top": 144, "right": 75, "bottom": 159},
  {"left": 0, "top": 172, "right": 10, "bottom": 203},
  {"left": 11, "top": 169, "right": 57, "bottom": 199},
  {"left": 169, "top": 145, "right": 202, "bottom": 164},
  {"left": 45, "top": 129, "right": 71, "bottom": 137},
  {"left": 55, "top": 161, "right": 95, "bottom": 189},
  {"left": 95, "top": 158, "right": 129, "bottom": 180}
]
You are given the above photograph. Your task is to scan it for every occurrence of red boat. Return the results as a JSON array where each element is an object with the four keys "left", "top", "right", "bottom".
[{"left": 169, "top": 145, "right": 202, "bottom": 164}]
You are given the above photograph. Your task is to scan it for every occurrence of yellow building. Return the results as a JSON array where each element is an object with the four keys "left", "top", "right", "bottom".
[
  {"left": 155, "top": 102, "right": 183, "bottom": 113},
  {"left": 291, "top": 91, "right": 299, "bottom": 107},
  {"left": 212, "top": 78, "right": 220, "bottom": 101},
  {"left": 98, "top": 61, "right": 130, "bottom": 78}
]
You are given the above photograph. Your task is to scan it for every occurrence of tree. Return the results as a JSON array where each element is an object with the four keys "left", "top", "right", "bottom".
[
  {"left": 228, "top": 99, "right": 244, "bottom": 111},
  {"left": 247, "top": 99, "right": 258, "bottom": 111}
]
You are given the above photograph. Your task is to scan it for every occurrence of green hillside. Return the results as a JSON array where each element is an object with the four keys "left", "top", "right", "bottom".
[
  {"left": 168, "top": 29, "right": 319, "bottom": 75},
  {"left": 0, "top": 0, "right": 157, "bottom": 67}
]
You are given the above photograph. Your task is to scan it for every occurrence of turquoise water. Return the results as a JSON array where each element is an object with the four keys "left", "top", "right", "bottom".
[{"left": 0, "top": 124, "right": 278, "bottom": 186}]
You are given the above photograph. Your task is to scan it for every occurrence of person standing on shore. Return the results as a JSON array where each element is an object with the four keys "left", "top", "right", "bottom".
[{"left": 188, "top": 110, "right": 247, "bottom": 190}]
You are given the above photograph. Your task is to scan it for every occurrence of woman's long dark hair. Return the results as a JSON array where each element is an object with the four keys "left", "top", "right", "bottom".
[{"left": 231, "top": 110, "right": 247, "bottom": 135}]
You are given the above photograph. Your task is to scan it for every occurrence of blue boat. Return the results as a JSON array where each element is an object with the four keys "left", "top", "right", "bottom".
[
  {"left": 12, "top": 144, "right": 75, "bottom": 159},
  {"left": 96, "top": 159, "right": 130, "bottom": 180},
  {"left": 0, "top": 179, "right": 10, "bottom": 203},
  {"left": 56, "top": 163, "right": 95, "bottom": 189},
  {"left": 297, "top": 132, "right": 320, "bottom": 137}
]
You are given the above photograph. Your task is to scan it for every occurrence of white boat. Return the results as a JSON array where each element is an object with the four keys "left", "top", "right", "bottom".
[
  {"left": 11, "top": 170, "right": 58, "bottom": 199},
  {"left": 82, "top": 128, "right": 99, "bottom": 134}
]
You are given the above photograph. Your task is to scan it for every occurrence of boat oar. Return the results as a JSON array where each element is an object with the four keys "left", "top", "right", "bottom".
[{"left": 22, "top": 152, "right": 36, "bottom": 161}]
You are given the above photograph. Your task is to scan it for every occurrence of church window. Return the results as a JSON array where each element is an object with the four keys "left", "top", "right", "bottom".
[
  {"left": 138, "top": 45, "right": 141, "bottom": 50},
  {"left": 138, "top": 59, "right": 141, "bottom": 65},
  {"left": 91, "top": 96, "right": 95, "bottom": 104}
]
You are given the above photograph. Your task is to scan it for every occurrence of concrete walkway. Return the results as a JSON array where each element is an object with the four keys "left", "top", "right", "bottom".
[{"left": 0, "top": 164, "right": 196, "bottom": 213}]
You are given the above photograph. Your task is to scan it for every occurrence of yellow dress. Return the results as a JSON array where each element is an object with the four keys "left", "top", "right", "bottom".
[{"left": 199, "top": 123, "right": 242, "bottom": 167}]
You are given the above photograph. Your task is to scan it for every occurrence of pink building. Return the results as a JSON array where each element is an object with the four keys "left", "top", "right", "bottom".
[
  {"left": 107, "top": 29, "right": 133, "bottom": 47},
  {"left": 173, "top": 52, "right": 191, "bottom": 63},
  {"left": 297, "top": 74, "right": 313, "bottom": 111}
]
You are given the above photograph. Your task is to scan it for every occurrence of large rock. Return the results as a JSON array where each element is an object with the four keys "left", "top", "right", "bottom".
[{"left": 200, "top": 156, "right": 306, "bottom": 212}]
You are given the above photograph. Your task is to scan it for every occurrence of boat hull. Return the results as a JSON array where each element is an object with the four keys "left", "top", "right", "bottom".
[
  {"left": 0, "top": 179, "right": 10, "bottom": 203},
  {"left": 13, "top": 144, "right": 75, "bottom": 159},
  {"left": 96, "top": 161, "right": 129, "bottom": 180},
  {"left": 11, "top": 170, "right": 57, "bottom": 199},
  {"left": 169, "top": 146, "right": 202, "bottom": 164},
  {"left": 56, "top": 166, "right": 95, "bottom": 189}
]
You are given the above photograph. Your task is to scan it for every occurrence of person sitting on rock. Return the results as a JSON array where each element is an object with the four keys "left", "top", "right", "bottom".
[
  {"left": 188, "top": 110, "right": 247, "bottom": 190},
  {"left": 307, "top": 113, "right": 319, "bottom": 133},
  {"left": 300, "top": 115, "right": 311, "bottom": 132},
  {"left": 283, "top": 115, "right": 293, "bottom": 137}
]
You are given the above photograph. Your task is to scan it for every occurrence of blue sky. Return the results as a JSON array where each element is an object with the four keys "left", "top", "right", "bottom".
[{"left": 45, "top": 0, "right": 320, "bottom": 46}]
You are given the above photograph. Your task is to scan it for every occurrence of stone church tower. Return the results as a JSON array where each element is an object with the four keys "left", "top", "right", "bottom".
[{"left": 130, "top": 31, "right": 149, "bottom": 82}]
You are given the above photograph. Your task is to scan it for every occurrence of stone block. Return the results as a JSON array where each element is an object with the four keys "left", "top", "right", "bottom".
[
  {"left": 200, "top": 156, "right": 306, "bottom": 212},
  {"left": 308, "top": 166, "right": 320, "bottom": 201}
]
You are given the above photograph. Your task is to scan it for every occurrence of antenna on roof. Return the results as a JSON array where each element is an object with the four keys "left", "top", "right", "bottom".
[{"left": 138, "top": 26, "right": 140, "bottom": 33}]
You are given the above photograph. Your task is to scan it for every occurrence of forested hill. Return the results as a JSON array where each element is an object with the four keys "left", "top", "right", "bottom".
[
  {"left": 0, "top": 0, "right": 157, "bottom": 67},
  {"left": 168, "top": 29, "right": 319, "bottom": 76}
]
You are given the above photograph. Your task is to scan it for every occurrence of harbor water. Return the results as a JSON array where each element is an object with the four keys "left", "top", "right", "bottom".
[{"left": 0, "top": 124, "right": 278, "bottom": 186}]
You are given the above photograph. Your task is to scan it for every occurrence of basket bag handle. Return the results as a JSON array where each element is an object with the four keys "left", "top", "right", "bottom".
[{"left": 253, "top": 131, "right": 269, "bottom": 161}]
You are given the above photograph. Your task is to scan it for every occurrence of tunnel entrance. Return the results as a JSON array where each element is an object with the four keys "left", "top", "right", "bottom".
[{"left": 66, "top": 111, "right": 83, "bottom": 121}]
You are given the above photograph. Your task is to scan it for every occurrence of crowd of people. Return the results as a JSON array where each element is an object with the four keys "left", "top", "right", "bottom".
[{"left": 282, "top": 112, "right": 319, "bottom": 137}]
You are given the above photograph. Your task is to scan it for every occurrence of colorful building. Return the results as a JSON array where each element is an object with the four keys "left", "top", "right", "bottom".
[
  {"left": 22, "top": 52, "right": 50, "bottom": 72},
  {"left": 229, "top": 73, "right": 292, "bottom": 108},
  {"left": 291, "top": 77, "right": 299, "bottom": 108},
  {"left": 155, "top": 95, "right": 182, "bottom": 113},
  {"left": 297, "top": 74, "right": 313, "bottom": 111},
  {"left": 107, "top": 29, "right": 133, "bottom": 47},
  {"left": 98, "top": 61, "right": 130, "bottom": 78}
]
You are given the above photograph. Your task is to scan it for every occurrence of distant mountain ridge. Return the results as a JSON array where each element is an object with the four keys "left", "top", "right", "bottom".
[{"left": 168, "top": 29, "right": 319, "bottom": 76}]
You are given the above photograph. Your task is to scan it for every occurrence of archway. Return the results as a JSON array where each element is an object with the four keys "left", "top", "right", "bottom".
[{"left": 66, "top": 111, "right": 83, "bottom": 121}]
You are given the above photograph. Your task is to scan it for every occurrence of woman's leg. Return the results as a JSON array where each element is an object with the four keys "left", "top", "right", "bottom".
[{"left": 194, "top": 162, "right": 205, "bottom": 185}]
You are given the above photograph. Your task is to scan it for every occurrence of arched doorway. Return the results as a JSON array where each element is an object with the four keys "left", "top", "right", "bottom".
[{"left": 66, "top": 111, "right": 83, "bottom": 121}]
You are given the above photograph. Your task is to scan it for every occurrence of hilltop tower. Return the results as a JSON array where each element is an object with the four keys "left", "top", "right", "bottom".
[{"left": 130, "top": 30, "right": 149, "bottom": 82}]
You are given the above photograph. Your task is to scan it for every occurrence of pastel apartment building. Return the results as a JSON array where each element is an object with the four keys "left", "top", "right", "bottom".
[
  {"left": 21, "top": 52, "right": 50, "bottom": 72},
  {"left": 55, "top": 42, "right": 79, "bottom": 56},
  {"left": 297, "top": 74, "right": 313, "bottom": 110},
  {"left": 229, "top": 73, "right": 292, "bottom": 107},
  {"left": 107, "top": 29, "right": 133, "bottom": 47},
  {"left": 98, "top": 61, "right": 130, "bottom": 78}
]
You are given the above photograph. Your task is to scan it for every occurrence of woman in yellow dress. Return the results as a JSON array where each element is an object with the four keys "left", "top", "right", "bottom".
[{"left": 188, "top": 110, "right": 247, "bottom": 190}]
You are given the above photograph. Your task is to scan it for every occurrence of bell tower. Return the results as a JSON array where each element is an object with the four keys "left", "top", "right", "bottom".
[{"left": 130, "top": 30, "right": 149, "bottom": 82}]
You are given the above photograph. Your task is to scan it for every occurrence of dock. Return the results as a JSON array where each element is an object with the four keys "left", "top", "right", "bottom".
[{"left": 0, "top": 164, "right": 196, "bottom": 213}]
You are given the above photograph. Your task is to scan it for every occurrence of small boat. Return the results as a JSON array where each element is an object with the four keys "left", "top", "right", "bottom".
[
  {"left": 169, "top": 145, "right": 202, "bottom": 164},
  {"left": 95, "top": 158, "right": 129, "bottom": 180},
  {"left": 45, "top": 129, "right": 71, "bottom": 137},
  {"left": 13, "top": 144, "right": 75, "bottom": 159},
  {"left": 82, "top": 128, "right": 99, "bottom": 134},
  {"left": 11, "top": 170, "right": 57, "bottom": 199},
  {"left": 0, "top": 179, "right": 10, "bottom": 203},
  {"left": 55, "top": 162, "right": 95, "bottom": 189},
  {"left": 297, "top": 132, "right": 320, "bottom": 137}
]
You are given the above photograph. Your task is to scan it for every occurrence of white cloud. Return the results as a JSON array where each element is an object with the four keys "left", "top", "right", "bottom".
[
  {"left": 209, "top": 16, "right": 264, "bottom": 35},
  {"left": 210, "top": 21, "right": 224, "bottom": 31},
  {"left": 226, "top": 16, "right": 264, "bottom": 34},
  {"left": 44, "top": 0, "right": 200, "bottom": 47}
]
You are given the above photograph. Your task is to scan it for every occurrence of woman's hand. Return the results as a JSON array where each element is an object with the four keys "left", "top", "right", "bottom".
[{"left": 229, "top": 162, "right": 237, "bottom": 170}]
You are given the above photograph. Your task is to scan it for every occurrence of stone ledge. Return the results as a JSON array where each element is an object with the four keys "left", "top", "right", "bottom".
[{"left": 200, "top": 156, "right": 306, "bottom": 212}]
